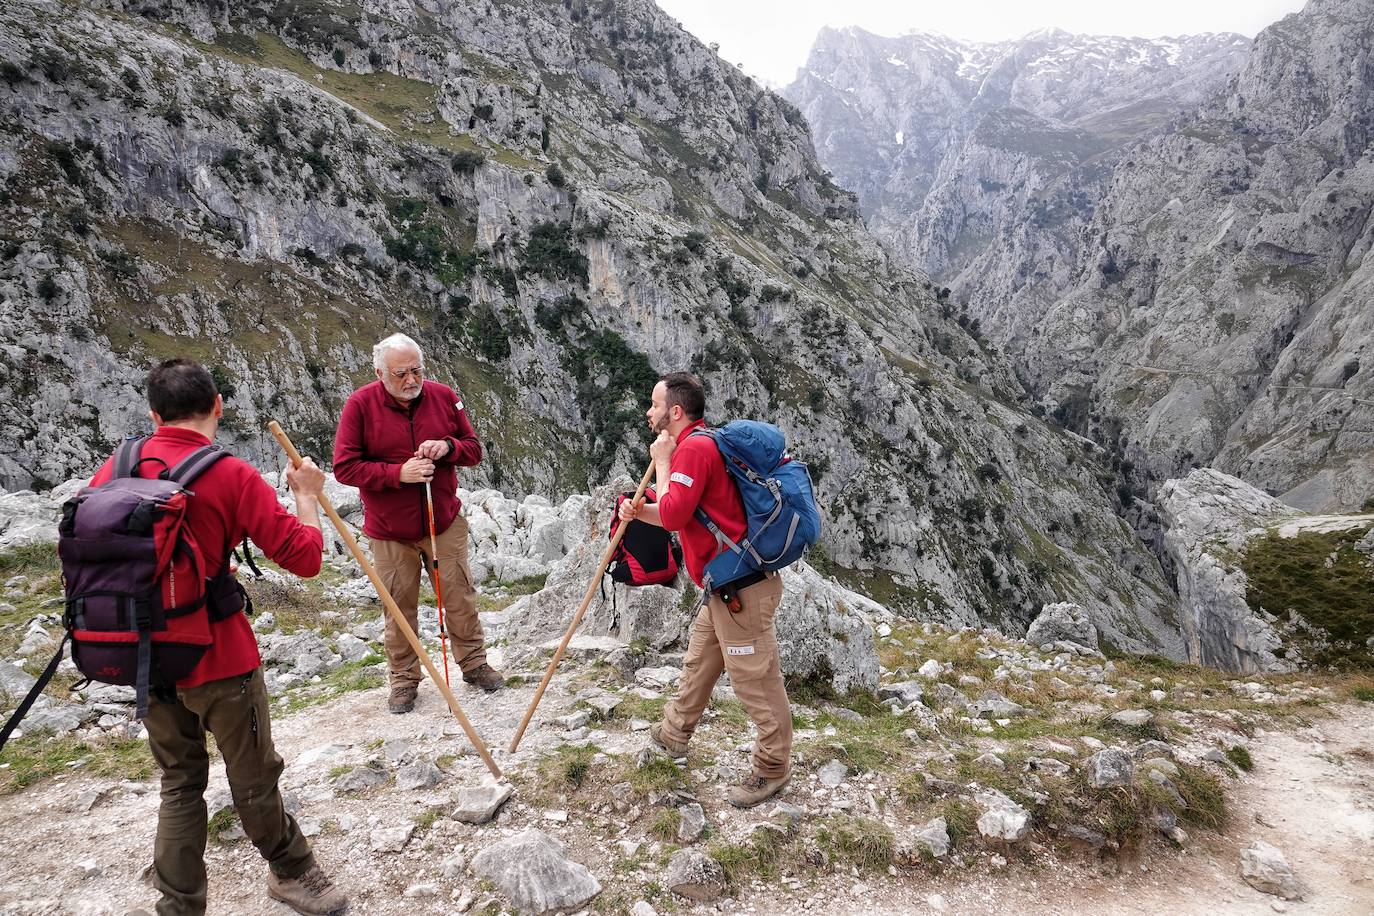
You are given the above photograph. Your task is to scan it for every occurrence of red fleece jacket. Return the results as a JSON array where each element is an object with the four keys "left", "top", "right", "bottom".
[
  {"left": 654, "top": 419, "right": 747, "bottom": 588},
  {"left": 90, "top": 426, "right": 323, "bottom": 686},
  {"left": 332, "top": 379, "right": 482, "bottom": 542}
]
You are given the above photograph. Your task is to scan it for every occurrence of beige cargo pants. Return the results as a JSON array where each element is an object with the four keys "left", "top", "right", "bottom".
[
  {"left": 661, "top": 573, "right": 792, "bottom": 779},
  {"left": 371, "top": 514, "right": 486, "bottom": 684}
]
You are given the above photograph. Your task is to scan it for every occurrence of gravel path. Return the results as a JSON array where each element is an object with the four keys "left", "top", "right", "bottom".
[{"left": 2, "top": 667, "right": 1372, "bottom": 916}]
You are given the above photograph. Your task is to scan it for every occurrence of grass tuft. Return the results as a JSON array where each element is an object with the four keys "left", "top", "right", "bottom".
[
  {"left": 709, "top": 826, "right": 789, "bottom": 884},
  {"left": 537, "top": 744, "right": 597, "bottom": 791},
  {"left": 0, "top": 733, "right": 154, "bottom": 795},
  {"left": 815, "top": 815, "right": 894, "bottom": 871},
  {"left": 1224, "top": 745, "right": 1254, "bottom": 772},
  {"left": 649, "top": 808, "right": 681, "bottom": 843}
]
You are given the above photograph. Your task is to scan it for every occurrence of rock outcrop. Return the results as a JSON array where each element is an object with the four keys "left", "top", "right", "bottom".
[
  {"left": 501, "top": 481, "right": 881, "bottom": 692},
  {"left": 1159, "top": 467, "right": 1374, "bottom": 671},
  {"left": 1159, "top": 469, "right": 1296, "bottom": 672}
]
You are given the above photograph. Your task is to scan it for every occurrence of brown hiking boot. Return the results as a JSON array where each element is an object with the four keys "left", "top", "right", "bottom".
[
  {"left": 649, "top": 722, "right": 688, "bottom": 757},
  {"left": 727, "top": 772, "right": 789, "bottom": 809},
  {"left": 387, "top": 682, "right": 417, "bottom": 714},
  {"left": 267, "top": 864, "right": 349, "bottom": 915},
  {"left": 462, "top": 663, "right": 505, "bottom": 692}
]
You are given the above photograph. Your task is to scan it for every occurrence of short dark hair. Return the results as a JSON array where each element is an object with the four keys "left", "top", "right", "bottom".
[
  {"left": 659, "top": 371, "right": 705, "bottom": 421},
  {"left": 147, "top": 359, "right": 219, "bottom": 422}
]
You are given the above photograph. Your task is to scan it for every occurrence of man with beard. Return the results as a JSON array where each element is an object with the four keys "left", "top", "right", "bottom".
[
  {"left": 618, "top": 371, "right": 793, "bottom": 808},
  {"left": 333, "top": 333, "right": 502, "bottom": 713}
]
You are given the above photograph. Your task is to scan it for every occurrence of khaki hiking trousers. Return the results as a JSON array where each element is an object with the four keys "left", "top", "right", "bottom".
[
  {"left": 143, "top": 668, "right": 314, "bottom": 916},
  {"left": 662, "top": 572, "right": 792, "bottom": 779},
  {"left": 371, "top": 513, "right": 486, "bottom": 685}
]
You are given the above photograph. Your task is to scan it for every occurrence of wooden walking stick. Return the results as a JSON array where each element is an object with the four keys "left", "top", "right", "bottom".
[
  {"left": 508, "top": 460, "right": 655, "bottom": 753},
  {"left": 424, "top": 480, "right": 451, "bottom": 687},
  {"left": 268, "top": 421, "right": 502, "bottom": 779}
]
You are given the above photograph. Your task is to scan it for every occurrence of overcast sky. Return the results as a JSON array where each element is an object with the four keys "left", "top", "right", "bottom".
[{"left": 654, "top": 0, "right": 1308, "bottom": 87}]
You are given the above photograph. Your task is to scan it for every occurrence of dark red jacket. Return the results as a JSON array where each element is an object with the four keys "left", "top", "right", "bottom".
[
  {"left": 90, "top": 426, "right": 324, "bottom": 687},
  {"left": 332, "top": 379, "right": 481, "bottom": 542},
  {"left": 655, "top": 419, "right": 747, "bottom": 588}
]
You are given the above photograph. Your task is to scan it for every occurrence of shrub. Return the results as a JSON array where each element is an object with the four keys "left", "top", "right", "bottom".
[
  {"left": 758, "top": 284, "right": 790, "bottom": 303},
  {"left": 535, "top": 294, "right": 584, "bottom": 334},
  {"left": 32, "top": 48, "right": 70, "bottom": 83},
  {"left": 209, "top": 366, "right": 237, "bottom": 402},
  {"left": 46, "top": 140, "right": 81, "bottom": 184},
  {"left": 681, "top": 230, "right": 707, "bottom": 255},
  {"left": 545, "top": 163, "right": 566, "bottom": 188},
  {"left": 566, "top": 330, "right": 658, "bottom": 476},
  {"left": 450, "top": 150, "right": 485, "bottom": 174},
  {"left": 521, "top": 222, "right": 588, "bottom": 284},
  {"left": 469, "top": 307, "right": 512, "bottom": 361}
]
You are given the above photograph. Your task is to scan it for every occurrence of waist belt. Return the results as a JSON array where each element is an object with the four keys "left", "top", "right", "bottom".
[{"left": 714, "top": 570, "right": 770, "bottom": 610}]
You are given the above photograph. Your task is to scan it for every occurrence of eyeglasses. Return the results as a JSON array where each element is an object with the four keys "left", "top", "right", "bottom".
[{"left": 388, "top": 366, "right": 423, "bottom": 380}]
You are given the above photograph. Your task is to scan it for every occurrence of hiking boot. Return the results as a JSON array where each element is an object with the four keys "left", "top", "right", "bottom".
[
  {"left": 649, "top": 722, "right": 688, "bottom": 757},
  {"left": 727, "top": 772, "right": 789, "bottom": 809},
  {"left": 462, "top": 663, "right": 505, "bottom": 692},
  {"left": 267, "top": 864, "right": 349, "bottom": 915},
  {"left": 387, "top": 683, "right": 417, "bottom": 715}
]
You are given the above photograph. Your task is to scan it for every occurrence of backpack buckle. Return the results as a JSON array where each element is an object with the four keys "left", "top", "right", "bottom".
[{"left": 132, "top": 598, "right": 153, "bottom": 631}]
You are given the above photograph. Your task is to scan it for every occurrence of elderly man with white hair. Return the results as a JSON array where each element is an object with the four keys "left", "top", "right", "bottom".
[{"left": 333, "top": 333, "right": 503, "bottom": 712}]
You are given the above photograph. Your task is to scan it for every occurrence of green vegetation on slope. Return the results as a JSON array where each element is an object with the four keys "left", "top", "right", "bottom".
[{"left": 1242, "top": 526, "right": 1374, "bottom": 668}]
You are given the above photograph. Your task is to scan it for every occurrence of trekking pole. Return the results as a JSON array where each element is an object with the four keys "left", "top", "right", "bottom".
[
  {"left": 424, "top": 480, "right": 451, "bottom": 687},
  {"left": 268, "top": 421, "right": 502, "bottom": 779},
  {"left": 508, "top": 460, "right": 655, "bottom": 753}
]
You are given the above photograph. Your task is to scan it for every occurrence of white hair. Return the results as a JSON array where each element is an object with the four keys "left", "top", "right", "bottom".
[{"left": 372, "top": 333, "right": 424, "bottom": 370}]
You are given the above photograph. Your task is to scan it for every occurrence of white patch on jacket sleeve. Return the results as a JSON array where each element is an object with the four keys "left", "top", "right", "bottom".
[
  {"left": 726, "top": 645, "right": 755, "bottom": 656},
  {"left": 670, "top": 471, "right": 695, "bottom": 487},
  {"left": 455, "top": 400, "right": 464, "bottom": 411}
]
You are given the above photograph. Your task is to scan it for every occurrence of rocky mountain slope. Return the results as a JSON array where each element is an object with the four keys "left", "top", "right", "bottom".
[
  {"left": 786, "top": 26, "right": 1249, "bottom": 273},
  {"left": 0, "top": 0, "right": 1186, "bottom": 651},
  {"left": 787, "top": 0, "right": 1374, "bottom": 515}
]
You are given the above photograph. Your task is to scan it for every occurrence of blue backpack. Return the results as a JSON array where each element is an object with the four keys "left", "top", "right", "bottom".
[{"left": 690, "top": 421, "right": 822, "bottom": 593}]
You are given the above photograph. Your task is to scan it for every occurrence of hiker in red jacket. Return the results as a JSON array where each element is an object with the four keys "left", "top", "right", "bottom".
[
  {"left": 333, "top": 333, "right": 502, "bottom": 714},
  {"left": 91, "top": 359, "right": 348, "bottom": 916},
  {"left": 619, "top": 372, "right": 793, "bottom": 809}
]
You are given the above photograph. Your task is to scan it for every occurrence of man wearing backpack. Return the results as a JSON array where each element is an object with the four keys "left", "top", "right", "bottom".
[
  {"left": 618, "top": 372, "right": 793, "bottom": 808},
  {"left": 89, "top": 359, "right": 349, "bottom": 916},
  {"left": 333, "top": 332, "right": 502, "bottom": 714}
]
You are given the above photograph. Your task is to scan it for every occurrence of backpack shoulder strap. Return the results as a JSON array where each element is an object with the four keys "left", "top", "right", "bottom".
[
  {"left": 0, "top": 634, "right": 69, "bottom": 753},
  {"left": 112, "top": 436, "right": 147, "bottom": 479},
  {"left": 166, "top": 445, "right": 231, "bottom": 486}
]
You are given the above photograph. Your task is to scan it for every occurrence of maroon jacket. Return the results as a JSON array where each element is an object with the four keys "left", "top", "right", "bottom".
[{"left": 333, "top": 379, "right": 482, "bottom": 542}]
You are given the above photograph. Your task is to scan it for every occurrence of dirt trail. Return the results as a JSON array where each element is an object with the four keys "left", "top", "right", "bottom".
[
  {"left": 785, "top": 702, "right": 1374, "bottom": 916},
  {"left": 1, "top": 671, "right": 1372, "bottom": 916}
]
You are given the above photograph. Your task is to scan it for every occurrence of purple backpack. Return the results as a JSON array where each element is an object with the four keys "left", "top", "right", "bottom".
[{"left": 0, "top": 437, "right": 245, "bottom": 749}]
